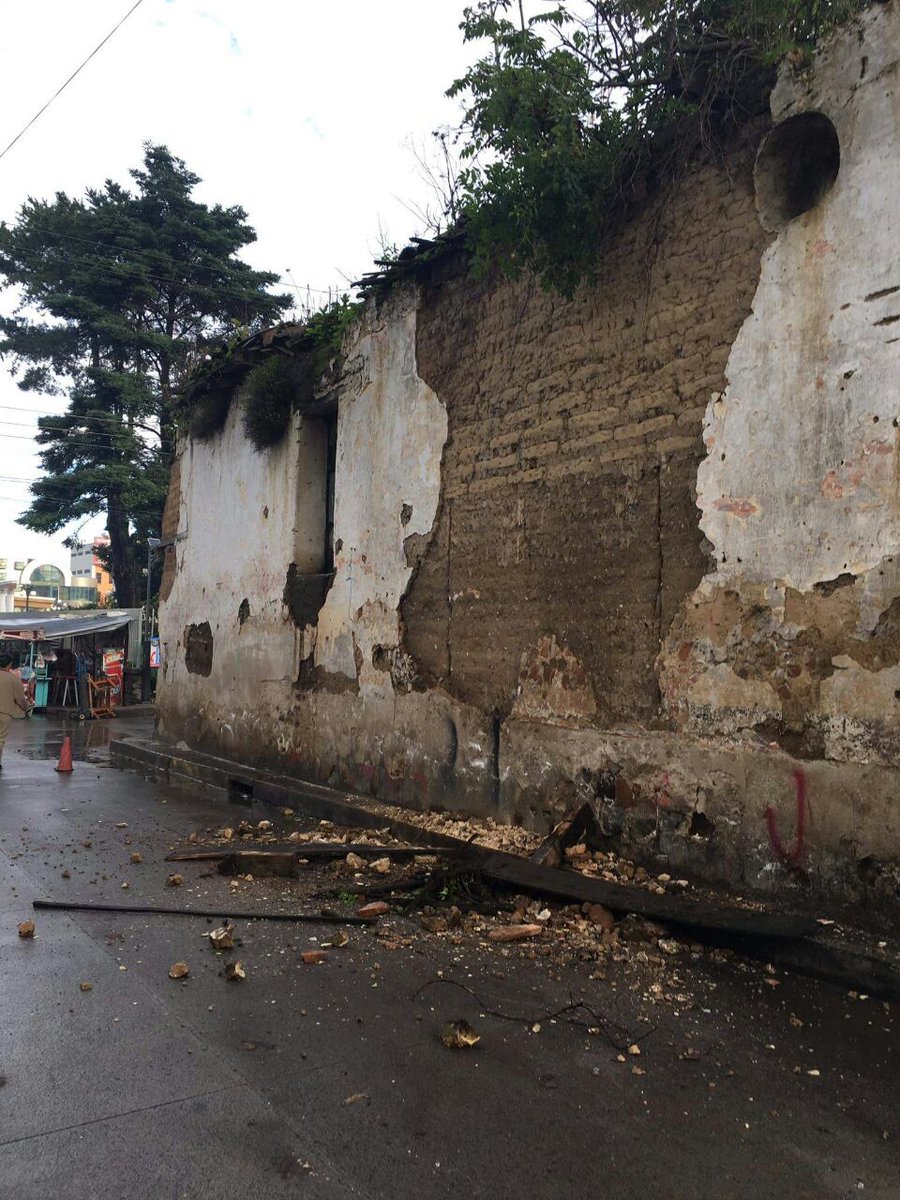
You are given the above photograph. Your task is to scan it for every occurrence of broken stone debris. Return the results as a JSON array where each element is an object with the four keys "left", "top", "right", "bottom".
[
  {"left": 440, "top": 1020, "right": 480, "bottom": 1049},
  {"left": 169, "top": 961, "right": 190, "bottom": 979},
  {"left": 224, "top": 961, "right": 246, "bottom": 981},
  {"left": 487, "top": 924, "right": 543, "bottom": 942},
  {"left": 208, "top": 924, "right": 235, "bottom": 951},
  {"left": 165, "top": 873, "right": 184, "bottom": 887},
  {"left": 17, "top": 921, "right": 34, "bottom": 938},
  {"left": 301, "top": 950, "right": 328, "bottom": 964}
]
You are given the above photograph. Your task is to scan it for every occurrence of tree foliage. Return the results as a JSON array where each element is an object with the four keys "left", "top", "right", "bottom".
[
  {"left": 449, "top": 0, "right": 864, "bottom": 292},
  {"left": 0, "top": 144, "right": 290, "bottom": 606}
]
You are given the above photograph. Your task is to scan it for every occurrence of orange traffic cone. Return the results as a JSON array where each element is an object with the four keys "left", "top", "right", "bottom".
[{"left": 55, "top": 735, "right": 73, "bottom": 774}]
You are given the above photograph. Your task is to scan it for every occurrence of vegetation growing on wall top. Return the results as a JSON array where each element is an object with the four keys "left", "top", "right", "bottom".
[
  {"left": 447, "top": 0, "right": 865, "bottom": 293},
  {"left": 180, "top": 295, "right": 361, "bottom": 450},
  {"left": 240, "top": 354, "right": 307, "bottom": 449}
]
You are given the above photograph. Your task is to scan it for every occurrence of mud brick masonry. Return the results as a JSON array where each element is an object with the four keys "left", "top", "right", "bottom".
[{"left": 158, "top": 5, "right": 900, "bottom": 911}]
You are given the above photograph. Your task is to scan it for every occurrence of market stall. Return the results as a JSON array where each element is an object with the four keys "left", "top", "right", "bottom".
[{"left": 0, "top": 611, "right": 141, "bottom": 715}]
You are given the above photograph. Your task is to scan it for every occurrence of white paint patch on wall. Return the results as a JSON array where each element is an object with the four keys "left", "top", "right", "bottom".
[
  {"left": 314, "top": 288, "right": 448, "bottom": 695},
  {"left": 697, "top": 3, "right": 900, "bottom": 593},
  {"left": 158, "top": 401, "right": 301, "bottom": 726}
]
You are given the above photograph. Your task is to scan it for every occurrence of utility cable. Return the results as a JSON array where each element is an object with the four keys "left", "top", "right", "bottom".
[
  {"left": 23, "top": 224, "right": 343, "bottom": 298},
  {"left": 1, "top": 231, "right": 348, "bottom": 303},
  {"left": 0, "top": 0, "right": 146, "bottom": 164}
]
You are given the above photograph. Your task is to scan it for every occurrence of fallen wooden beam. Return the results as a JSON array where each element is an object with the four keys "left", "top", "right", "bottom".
[
  {"left": 166, "top": 842, "right": 455, "bottom": 864},
  {"left": 530, "top": 804, "right": 596, "bottom": 869},
  {"left": 32, "top": 898, "right": 373, "bottom": 924},
  {"left": 459, "top": 844, "right": 814, "bottom": 938},
  {"left": 110, "top": 739, "right": 816, "bottom": 940}
]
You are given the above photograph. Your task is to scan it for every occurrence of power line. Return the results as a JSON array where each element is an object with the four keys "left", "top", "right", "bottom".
[
  {"left": 0, "top": 240, "right": 350, "bottom": 325},
  {"left": 0, "top": 404, "right": 142, "bottom": 428},
  {"left": 0, "top": 0, "right": 146, "bottom": 164},
  {"left": 0, "top": 416, "right": 165, "bottom": 443},
  {"left": 13, "top": 225, "right": 349, "bottom": 301},
  {"left": 0, "top": 429, "right": 156, "bottom": 454}
]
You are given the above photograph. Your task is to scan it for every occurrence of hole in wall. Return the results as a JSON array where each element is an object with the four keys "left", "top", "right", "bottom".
[
  {"left": 813, "top": 571, "right": 856, "bottom": 597},
  {"left": 227, "top": 778, "right": 254, "bottom": 806},
  {"left": 688, "top": 811, "right": 716, "bottom": 839},
  {"left": 754, "top": 112, "right": 840, "bottom": 232},
  {"left": 184, "top": 621, "right": 214, "bottom": 677},
  {"left": 856, "top": 855, "right": 882, "bottom": 885},
  {"left": 372, "top": 644, "right": 392, "bottom": 672},
  {"left": 238, "top": 598, "right": 250, "bottom": 626},
  {"left": 400, "top": 503, "right": 413, "bottom": 527}
]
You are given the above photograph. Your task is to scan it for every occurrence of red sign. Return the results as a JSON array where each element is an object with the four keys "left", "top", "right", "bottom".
[{"left": 102, "top": 649, "right": 124, "bottom": 707}]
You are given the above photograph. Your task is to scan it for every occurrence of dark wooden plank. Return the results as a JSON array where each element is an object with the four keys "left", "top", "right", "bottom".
[
  {"left": 464, "top": 846, "right": 815, "bottom": 938},
  {"left": 115, "top": 739, "right": 814, "bottom": 940},
  {"left": 166, "top": 843, "right": 456, "bottom": 863},
  {"left": 530, "top": 803, "right": 596, "bottom": 868}
]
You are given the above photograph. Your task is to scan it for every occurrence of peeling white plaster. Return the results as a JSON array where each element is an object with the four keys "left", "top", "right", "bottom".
[
  {"left": 697, "top": 2, "right": 900, "bottom": 594},
  {"left": 158, "top": 399, "right": 303, "bottom": 726},
  {"left": 314, "top": 289, "right": 448, "bottom": 695}
]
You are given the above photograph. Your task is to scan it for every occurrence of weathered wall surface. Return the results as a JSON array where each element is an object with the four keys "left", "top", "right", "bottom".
[
  {"left": 311, "top": 294, "right": 448, "bottom": 694},
  {"left": 157, "top": 396, "right": 304, "bottom": 756},
  {"left": 661, "top": 3, "right": 900, "bottom": 764},
  {"left": 158, "top": 4, "right": 900, "bottom": 910},
  {"left": 405, "top": 127, "right": 766, "bottom": 727}
]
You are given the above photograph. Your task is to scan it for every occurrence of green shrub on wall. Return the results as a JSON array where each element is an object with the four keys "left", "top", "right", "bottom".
[
  {"left": 239, "top": 296, "right": 360, "bottom": 451},
  {"left": 240, "top": 354, "right": 304, "bottom": 450},
  {"left": 447, "top": 0, "right": 867, "bottom": 294},
  {"left": 185, "top": 389, "right": 232, "bottom": 441}
]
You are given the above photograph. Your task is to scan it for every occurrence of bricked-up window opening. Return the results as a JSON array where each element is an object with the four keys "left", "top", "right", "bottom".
[
  {"left": 323, "top": 408, "right": 337, "bottom": 573},
  {"left": 284, "top": 400, "right": 338, "bottom": 630},
  {"left": 754, "top": 112, "right": 840, "bottom": 232}
]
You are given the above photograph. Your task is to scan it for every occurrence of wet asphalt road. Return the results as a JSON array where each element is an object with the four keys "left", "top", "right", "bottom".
[{"left": 0, "top": 714, "right": 897, "bottom": 1199}]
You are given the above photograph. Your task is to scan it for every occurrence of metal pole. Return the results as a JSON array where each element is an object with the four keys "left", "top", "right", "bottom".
[{"left": 142, "top": 541, "right": 152, "bottom": 702}]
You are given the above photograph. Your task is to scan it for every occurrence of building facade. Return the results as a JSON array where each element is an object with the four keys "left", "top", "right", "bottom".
[
  {"left": 157, "top": 6, "right": 900, "bottom": 908},
  {"left": 70, "top": 536, "right": 114, "bottom": 602}
]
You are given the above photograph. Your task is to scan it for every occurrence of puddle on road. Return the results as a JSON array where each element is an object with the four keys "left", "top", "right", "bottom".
[{"left": 12, "top": 717, "right": 129, "bottom": 763}]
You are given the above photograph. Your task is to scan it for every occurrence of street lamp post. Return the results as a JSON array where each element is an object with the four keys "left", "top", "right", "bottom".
[
  {"left": 23, "top": 584, "right": 34, "bottom": 612},
  {"left": 16, "top": 557, "right": 34, "bottom": 610},
  {"left": 143, "top": 538, "right": 162, "bottom": 702}
]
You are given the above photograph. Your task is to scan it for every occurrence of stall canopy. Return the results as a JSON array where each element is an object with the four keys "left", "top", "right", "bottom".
[{"left": 0, "top": 612, "right": 134, "bottom": 642}]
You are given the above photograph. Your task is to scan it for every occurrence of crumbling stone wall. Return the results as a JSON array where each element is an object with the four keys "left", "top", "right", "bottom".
[
  {"left": 661, "top": 4, "right": 900, "bottom": 776},
  {"left": 404, "top": 127, "right": 768, "bottom": 727},
  {"left": 158, "top": 4, "right": 900, "bottom": 910}
]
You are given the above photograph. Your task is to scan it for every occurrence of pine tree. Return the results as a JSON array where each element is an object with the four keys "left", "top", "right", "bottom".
[{"left": 0, "top": 144, "right": 290, "bottom": 606}]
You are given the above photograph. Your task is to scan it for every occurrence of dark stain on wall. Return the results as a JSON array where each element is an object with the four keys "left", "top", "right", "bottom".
[
  {"left": 184, "top": 621, "right": 214, "bottom": 677},
  {"left": 283, "top": 563, "right": 334, "bottom": 628}
]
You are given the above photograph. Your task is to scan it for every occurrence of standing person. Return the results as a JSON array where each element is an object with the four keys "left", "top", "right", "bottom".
[{"left": 0, "top": 654, "right": 29, "bottom": 768}]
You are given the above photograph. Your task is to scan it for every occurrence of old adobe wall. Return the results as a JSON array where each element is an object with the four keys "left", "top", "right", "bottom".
[{"left": 159, "top": 4, "right": 900, "bottom": 909}]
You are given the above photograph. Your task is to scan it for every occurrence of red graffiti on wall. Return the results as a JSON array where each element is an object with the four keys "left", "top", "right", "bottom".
[
  {"left": 657, "top": 771, "right": 671, "bottom": 810},
  {"left": 765, "top": 769, "right": 809, "bottom": 870}
]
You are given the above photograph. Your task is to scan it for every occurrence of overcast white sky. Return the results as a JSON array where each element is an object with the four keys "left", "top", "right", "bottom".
[{"left": 0, "top": 0, "right": 481, "bottom": 576}]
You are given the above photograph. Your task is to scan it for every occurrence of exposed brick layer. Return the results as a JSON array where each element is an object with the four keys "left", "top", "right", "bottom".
[{"left": 404, "top": 137, "right": 769, "bottom": 724}]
